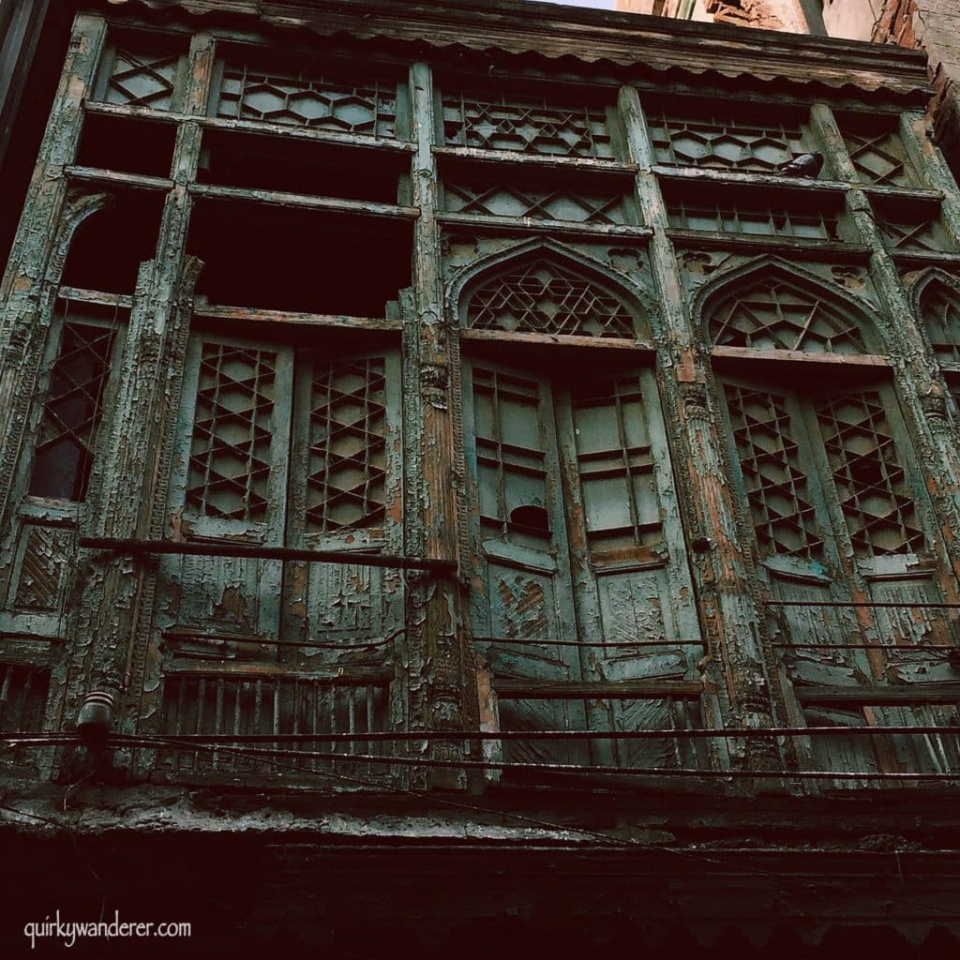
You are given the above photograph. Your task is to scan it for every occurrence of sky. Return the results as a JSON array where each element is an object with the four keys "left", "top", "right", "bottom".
[{"left": 524, "top": 1, "right": 617, "bottom": 9}]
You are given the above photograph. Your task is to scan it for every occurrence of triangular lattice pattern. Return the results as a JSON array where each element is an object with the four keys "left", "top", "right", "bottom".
[
  {"left": 307, "top": 358, "right": 387, "bottom": 533},
  {"left": 467, "top": 259, "right": 638, "bottom": 338},
  {"left": 842, "top": 126, "right": 916, "bottom": 188},
  {"left": 187, "top": 345, "right": 277, "bottom": 522},
  {"left": 725, "top": 385, "right": 823, "bottom": 559},
  {"left": 709, "top": 278, "right": 866, "bottom": 354},
  {"left": 29, "top": 322, "right": 116, "bottom": 501},
  {"left": 921, "top": 281, "right": 960, "bottom": 364},
  {"left": 817, "top": 392, "right": 924, "bottom": 557}
]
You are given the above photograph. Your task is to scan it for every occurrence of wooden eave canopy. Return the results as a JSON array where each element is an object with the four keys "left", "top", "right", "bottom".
[{"left": 102, "top": 0, "right": 932, "bottom": 101}]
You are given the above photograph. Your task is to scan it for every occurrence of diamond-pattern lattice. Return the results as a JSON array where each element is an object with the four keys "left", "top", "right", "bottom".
[
  {"left": 216, "top": 65, "right": 396, "bottom": 137},
  {"left": 104, "top": 47, "right": 179, "bottom": 110},
  {"left": 842, "top": 125, "right": 917, "bottom": 187},
  {"left": 709, "top": 279, "right": 867, "bottom": 354},
  {"left": 725, "top": 385, "right": 823, "bottom": 559},
  {"left": 817, "top": 392, "right": 924, "bottom": 557},
  {"left": 878, "top": 211, "right": 951, "bottom": 254},
  {"left": 29, "top": 322, "right": 117, "bottom": 501},
  {"left": 307, "top": 359, "right": 387, "bottom": 533},
  {"left": 444, "top": 181, "right": 629, "bottom": 225},
  {"left": 648, "top": 111, "right": 805, "bottom": 172},
  {"left": 921, "top": 281, "right": 960, "bottom": 365},
  {"left": 443, "top": 95, "right": 613, "bottom": 159},
  {"left": 187, "top": 345, "right": 277, "bottom": 522},
  {"left": 467, "top": 260, "right": 638, "bottom": 338}
]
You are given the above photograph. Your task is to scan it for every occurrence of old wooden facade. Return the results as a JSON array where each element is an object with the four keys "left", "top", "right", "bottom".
[{"left": 3, "top": 0, "right": 960, "bottom": 952}]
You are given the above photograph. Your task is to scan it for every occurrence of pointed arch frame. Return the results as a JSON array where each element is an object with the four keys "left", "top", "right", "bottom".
[{"left": 446, "top": 237, "right": 658, "bottom": 342}]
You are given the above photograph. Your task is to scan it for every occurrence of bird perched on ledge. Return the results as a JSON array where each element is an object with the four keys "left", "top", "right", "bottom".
[{"left": 778, "top": 151, "right": 825, "bottom": 178}]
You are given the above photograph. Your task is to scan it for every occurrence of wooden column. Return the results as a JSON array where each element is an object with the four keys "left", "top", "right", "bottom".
[
  {"left": 407, "top": 61, "right": 467, "bottom": 787},
  {"left": 619, "top": 84, "right": 783, "bottom": 772},
  {"left": 69, "top": 34, "right": 214, "bottom": 746}
]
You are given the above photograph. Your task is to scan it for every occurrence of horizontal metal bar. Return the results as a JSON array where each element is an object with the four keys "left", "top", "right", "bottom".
[
  {"left": 773, "top": 643, "right": 954, "bottom": 652},
  {"left": 133, "top": 738, "right": 960, "bottom": 781},
  {"left": 474, "top": 636, "right": 705, "bottom": 648},
  {"left": 80, "top": 537, "right": 457, "bottom": 573},
  {"left": 162, "top": 627, "right": 402, "bottom": 651},
  {"left": 765, "top": 600, "right": 960, "bottom": 609}
]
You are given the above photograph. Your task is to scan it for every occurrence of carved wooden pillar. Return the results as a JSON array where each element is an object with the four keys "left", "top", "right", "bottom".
[
  {"left": 407, "top": 61, "right": 468, "bottom": 787},
  {"left": 619, "top": 84, "right": 783, "bottom": 772},
  {"left": 68, "top": 34, "right": 214, "bottom": 750}
]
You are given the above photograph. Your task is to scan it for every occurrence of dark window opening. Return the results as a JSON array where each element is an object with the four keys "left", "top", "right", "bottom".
[
  {"left": 188, "top": 198, "right": 412, "bottom": 316},
  {"left": 60, "top": 190, "right": 165, "bottom": 295},
  {"left": 198, "top": 130, "right": 409, "bottom": 204},
  {"left": 76, "top": 113, "right": 177, "bottom": 179},
  {"left": 509, "top": 505, "right": 551, "bottom": 534}
]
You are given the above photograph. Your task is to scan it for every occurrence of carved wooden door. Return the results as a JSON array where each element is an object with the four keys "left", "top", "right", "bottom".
[
  {"left": 720, "top": 374, "right": 960, "bottom": 774},
  {"left": 465, "top": 359, "right": 703, "bottom": 768}
]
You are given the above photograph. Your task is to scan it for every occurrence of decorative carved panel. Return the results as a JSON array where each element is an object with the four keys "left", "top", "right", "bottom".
[
  {"left": 647, "top": 108, "right": 805, "bottom": 171},
  {"left": 442, "top": 94, "right": 614, "bottom": 158},
  {"left": 443, "top": 177, "right": 632, "bottom": 225},
  {"left": 216, "top": 62, "right": 397, "bottom": 137},
  {"left": 708, "top": 278, "right": 867, "bottom": 354},
  {"left": 466, "top": 259, "right": 639, "bottom": 338},
  {"left": 920, "top": 281, "right": 960, "bottom": 365},
  {"left": 0, "top": 664, "right": 50, "bottom": 732}
]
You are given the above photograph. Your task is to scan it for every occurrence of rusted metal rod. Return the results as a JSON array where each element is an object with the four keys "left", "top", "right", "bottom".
[
  {"left": 161, "top": 627, "right": 403, "bottom": 651},
  {"left": 765, "top": 599, "right": 960, "bottom": 609},
  {"left": 80, "top": 537, "right": 457, "bottom": 574},
  {"left": 773, "top": 642, "right": 955, "bottom": 652},
  {"left": 473, "top": 635, "right": 705, "bottom": 648}
]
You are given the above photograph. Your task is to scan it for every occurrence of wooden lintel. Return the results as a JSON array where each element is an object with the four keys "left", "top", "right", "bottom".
[
  {"left": 58, "top": 286, "right": 135, "bottom": 309},
  {"left": 434, "top": 145, "right": 636, "bottom": 176},
  {"left": 65, "top": 165, "right": 173, "bottom": 192},
  {"left": 437, "top": 212, "right": 651, "bottom": 242},
  {"left": 199, "top": 114, "right": 416, "bottom": 153},
  {"left": 667, "top": 230, "right": 872, "bottom": 262},
  {"left": 795, "top": 684, "right": 960, "bottom": 706},
  {"left": 84, "top": 101, "right": 184, "bottom": 124},
  {"left": 192, "top": 299, "right": 402, "bottom": 331},
  {"left": 711, "top": 345, "right": 890, "bottom": 367},
  {"left": 164, "top": 663, "right": 393, "bottom": 683},
  {"left": 495, "top": 679, "right": 703, "bottom": 699},
  {"left": 461, "top": 329, "right": 656, "bottom": 352},
  {"left": 655, "top": 165, "right": 850, "bottom": 193},
  {"left": 190, "top": 183, "right": 419, "bottom": 220}
]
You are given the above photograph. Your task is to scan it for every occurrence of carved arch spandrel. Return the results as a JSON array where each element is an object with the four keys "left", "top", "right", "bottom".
[
  {"left": 694, "top": 257, "right": 881, "bottom": 356},
  {"left": 446, "top": 237, "right": 658, "bottom": 341},
  {"left": 912, "top": 269, "right": 960, "bottom": 368}
]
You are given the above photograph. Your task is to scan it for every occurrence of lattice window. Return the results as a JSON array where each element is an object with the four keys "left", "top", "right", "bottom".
[
  {"left": 466, "top": 259, "right": 639, "bottom": 338},
  {"left": 99, "top": 44, "right": 181, "bottom": 111},
  {"left": 667, "top": 194, "right": 840, "bottom": 240},
  {"left": 306, "top": 358, "right": 387, "bottom": 533},
  {"left": 724, "top": 385, "right": 823, "bottom": 559},
  {"left": 215, "top": 62, "right": 396, "bottom": 137},
  {"left": 186, "top": 344, "right": 277, "bottom": 522},
  {"left": 442, "top": 94, "right": 614, "bottom": 158},
  {"left": 841, "top": 121, "right": 917, "bottom": 187},
  {"left": 571, "top": 376, "right": 662, "bottom": 552},
  {"left": 472, "top": 368, "right": 550, "bottom": 541},
  {"left": 647, "top": 108, "right": 806, "bottom": 172},
  {"left": 443, "top": 179, "right": 632, "bottom": 225},
  {"left": 29, "top": 322, "right": 118, "bottom": 501},
  {"left": 922, "top": 281, "right": 960, "bottom": 369},
  {"left": 708, "top": 279, "right": 867, "bottom": 354},
  {"left": 817, "top": 392, "right": 925, "bottom": 557}
]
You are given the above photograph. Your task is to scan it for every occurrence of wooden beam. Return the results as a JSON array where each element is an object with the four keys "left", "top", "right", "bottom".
[
  {"left": 495, "top": 679, "right": 703, "bottom": 699},
  {"left": 795, "top": 684, "right": 960, "bottom": 706}
]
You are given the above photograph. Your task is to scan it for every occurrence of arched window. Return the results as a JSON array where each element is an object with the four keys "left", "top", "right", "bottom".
[
  {"left": 457, "top": 250, "right": 704, "bottom": 771},
  {"left": 708, "top": 266, "right": 959, "bottom": 775},
  {"left": 918, "top": 276, "right": 960, "bottom": 412}
]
